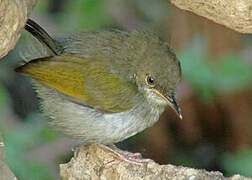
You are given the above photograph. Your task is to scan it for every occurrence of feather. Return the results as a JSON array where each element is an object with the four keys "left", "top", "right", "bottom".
[{"left": 15, "top": 54, "right": 138, "bottom": 113}]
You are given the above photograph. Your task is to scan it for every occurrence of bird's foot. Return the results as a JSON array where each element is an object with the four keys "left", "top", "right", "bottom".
[{"left": 98, "top": 144, "right": 153, "bottom": 166}]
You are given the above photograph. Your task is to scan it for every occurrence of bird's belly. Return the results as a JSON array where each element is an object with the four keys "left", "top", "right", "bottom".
[
  {"left": 33, "top": 82, "right": 165, "bottom": 144},
  {"left": 47, "top": 101, "right": 162, "bottom": 144}
]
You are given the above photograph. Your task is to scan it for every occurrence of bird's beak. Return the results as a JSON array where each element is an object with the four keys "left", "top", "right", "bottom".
[{"left": 152, "top": 89, "right": 183, "bottom": 119}]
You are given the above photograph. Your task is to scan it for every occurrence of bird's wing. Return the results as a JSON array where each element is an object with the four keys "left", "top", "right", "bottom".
[{"left": 15, "top": 54, "right": 138, "bottom": 113}]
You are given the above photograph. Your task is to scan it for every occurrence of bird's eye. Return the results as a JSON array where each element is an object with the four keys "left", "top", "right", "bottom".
[{"left": 145, "top": 74, "right": 155, "bottom": 87}]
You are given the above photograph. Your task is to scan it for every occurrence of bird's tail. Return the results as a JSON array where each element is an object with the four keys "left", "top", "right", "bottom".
[{"left": 25, "top": 19, "right": 62, "bottom": 56}]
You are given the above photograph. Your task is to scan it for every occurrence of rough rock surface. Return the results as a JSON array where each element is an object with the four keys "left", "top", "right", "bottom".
[
  {"left": 60, "top": 144, "right": 250, "bottom": 180},
  {"left": 0, "top": 0, "right": 37, "bottom": 58},
  {"left": 170, "top": 0, "right": 252, "bottom": 34}
]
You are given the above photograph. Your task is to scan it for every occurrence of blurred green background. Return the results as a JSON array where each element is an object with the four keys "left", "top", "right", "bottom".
[{"left": 0, "top": 0, "right": 251, "bottom": 179}]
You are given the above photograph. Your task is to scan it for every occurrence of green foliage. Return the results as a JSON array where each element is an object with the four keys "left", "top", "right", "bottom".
[
  {"left": 66, "top": 0, "right": 114, "bottom": 30},
  {"left": 0, "top": 84, "right": 5, "bottom": 116},
  {"left": 33, "top": 0, "right": 50, "bottom": 14},
  {"left": 220, "top": 149, "right": 252, "bottom": 177},
  {"left": 213, "top": 55, "right": 252, "bottom": 92},
  {"left": 171, "top": 151, "right": 202, "bottom": 169},
  {"left": 6, "top": 156, "right": 53, "bottom": 180},
  {"left": 179, "top": 38, "right": 215, "bottom": 99},
  {"left": 4, "top": 115, "right": 58, "bottom": 180},
  {"left": 179, "top": 37, "right": 252, "bottom": 100}
]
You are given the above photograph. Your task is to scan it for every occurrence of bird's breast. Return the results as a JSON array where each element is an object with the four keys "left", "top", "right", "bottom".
[{"left": 101, "top": 101, "right": 165, "bottom": 143}]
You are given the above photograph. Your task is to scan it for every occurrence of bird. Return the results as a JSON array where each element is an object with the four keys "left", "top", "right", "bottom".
[{"left": 15, "top": 19, "right": 182, "bottom": 162}]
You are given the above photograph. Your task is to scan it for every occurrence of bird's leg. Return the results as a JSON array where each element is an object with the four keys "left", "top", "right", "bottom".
[
  {"left": 107, "top": 144, "right": 143, "bottom": 159},
  {"left": 98, "top": 144, "right": 153, "bottom": 166}
]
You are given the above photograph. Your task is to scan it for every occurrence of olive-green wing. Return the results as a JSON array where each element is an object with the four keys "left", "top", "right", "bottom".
[{"left": 15, "top": 54, "right": 137, "bottom": 113}]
